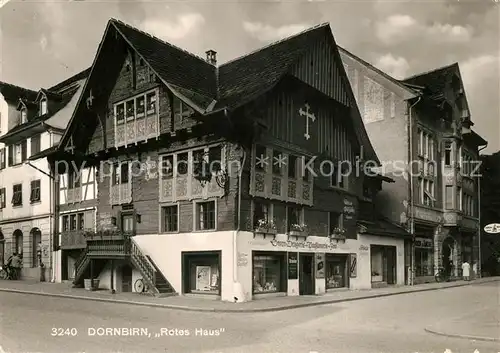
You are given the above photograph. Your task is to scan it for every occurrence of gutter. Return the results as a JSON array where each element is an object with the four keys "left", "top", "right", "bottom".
[{"left": 477, "top": 142, "right": 488, "bottom": 278}]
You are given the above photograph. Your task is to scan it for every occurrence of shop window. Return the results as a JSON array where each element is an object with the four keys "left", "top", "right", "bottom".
[
  {"left": 326, "top": 255, "right": 347, "bottom": 289},
  {"left": 14, "top": 230, "right": 23, "bottom": 255},
  {"left": 183, "top": 252, "right": 220, "bottom": 294},
  {"left": 253, "top": 253, "right": 284, "bottom": 293}
]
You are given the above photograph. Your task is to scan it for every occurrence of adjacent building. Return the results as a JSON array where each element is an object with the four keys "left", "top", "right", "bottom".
[
  {"left": 0, "top": 70, "right": 88, "bottom": 279},
  {"left": 35, "top": 19, "right": 412, "bottom": 301},
  {"left": 340, "top": 49, "right": 487, "bottom": 284}
]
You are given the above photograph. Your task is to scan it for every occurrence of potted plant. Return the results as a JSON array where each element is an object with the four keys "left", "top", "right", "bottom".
[
  {"left": 254, "top": 219, "right": 277, "bottom": 235},
  {"left": 289, "top": 223, "right": 308, "bottom": 237},
  {"left": 329, "top": 227, "right": 346, "bottom": 242}
]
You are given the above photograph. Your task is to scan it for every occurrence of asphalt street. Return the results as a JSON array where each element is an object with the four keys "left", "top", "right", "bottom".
[{"left": 0, "top": 282, "right": 498, "bottom": 353}]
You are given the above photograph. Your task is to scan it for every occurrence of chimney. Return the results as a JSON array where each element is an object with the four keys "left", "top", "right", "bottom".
[{"left": 205, "top": 50, "right": 217, "bottom": 65}]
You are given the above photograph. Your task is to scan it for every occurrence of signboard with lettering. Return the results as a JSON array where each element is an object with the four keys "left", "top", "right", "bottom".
[
  {"left": 343, "top": 199, "right": 355, "bottom": 220},
  {"left": 288, "top": 252, "right": 298, "bottom": 279},
  {"left": 237, "top": 252, "right": 248, "bottom": 267},
  {"left": 271, "top": 239, "right": 338, "bottom": 251},
  {"left": 414, "top": 237, "right": 433, "bottom": 249},
  {"left": 315, "top": 253, "right": 325, "bottom": 278},
  {"left": 349, "top": 253, "right": 357, "bottom": 278},
  {"left": 484, "top": 223, "right": 500, "bottom": 234}
]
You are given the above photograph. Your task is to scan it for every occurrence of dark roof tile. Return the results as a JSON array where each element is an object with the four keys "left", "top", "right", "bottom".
[
  {"left": 0, "top": 82, "right": 38, "bottom": 103},
  {"left": 402, "top": 63, "right": 458, "bottom": 95},
  {"left": 217, "top": 23, "right": 328, "bottom": 109},
  {"left": 111, "top": 19, "right": 217, "bottom": 102}
]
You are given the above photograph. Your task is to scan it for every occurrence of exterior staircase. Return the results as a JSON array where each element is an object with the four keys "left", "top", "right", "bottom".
[{"left": 72, "top": 231, "right": 176, "bottom": 296}]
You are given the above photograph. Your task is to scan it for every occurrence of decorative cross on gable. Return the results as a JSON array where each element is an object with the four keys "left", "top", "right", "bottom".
[
  {"left": 299, "top": 103, "right": 316, "bottom": 140},
  {"left": 86, "top": 89, "right": 95, "bottom": 110}
]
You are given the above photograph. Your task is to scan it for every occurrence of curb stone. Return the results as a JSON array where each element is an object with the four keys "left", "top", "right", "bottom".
[
  {"left": 424, "top": 327, "right": 500, "bottom": 342},
  {"left": 0, "top": 278, "right": 498, "bottom": 313}
]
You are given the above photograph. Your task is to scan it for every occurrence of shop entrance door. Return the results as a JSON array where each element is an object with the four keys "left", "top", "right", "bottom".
[
  {"left": 386, "top": 247, "right": 397, "bottom": 285},
  {"left": 299, "top": 253, "right": 314, "bottom": 295}
]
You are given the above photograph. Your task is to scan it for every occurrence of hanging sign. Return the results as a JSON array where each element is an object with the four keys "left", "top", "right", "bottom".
[
  {"left": 315, "top": 253, "right": 325, "bottom": 279},
  {"left": 288, "top": 252, "right": 298, "bottom": 279},
  {"left": 484, "top": 223, "right": 500, "bottom": 234},
  {"left": 349, "top": 253, "right": 357, "bottom": 278}
]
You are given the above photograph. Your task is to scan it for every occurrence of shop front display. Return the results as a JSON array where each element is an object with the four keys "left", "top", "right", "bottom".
[
  {"left": 182, "top": 251, "right": 220, "bottom": 295},
  {"left": 252, "top": 252, "right": 286, "bottom": 293},
  {"left": 370, "top": 245, "right": 397, "bottom": 284},
  {"left": 325, "top": 254, "right": 348, "bottom": 289},
  {"left": 414, "top": 236, "right": 434, "bottom": 277}
]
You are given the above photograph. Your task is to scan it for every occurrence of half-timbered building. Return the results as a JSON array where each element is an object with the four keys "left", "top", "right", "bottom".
[
  {"left": 0, "top": 69, "right": 88, "bottom": 280},
  {"left": 45, "top": 19, "right": 395, "bottom": 301}
]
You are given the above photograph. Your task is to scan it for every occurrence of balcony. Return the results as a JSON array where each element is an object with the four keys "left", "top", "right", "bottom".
[
  {"left": 110, "top": 183, "right": 132, "bottom": 205},
  {"left": 85, "top": 230, "right": 134, "bottom": 258},
  {"left": 115, "top": 113, "right": 159, "bottom": 148}
]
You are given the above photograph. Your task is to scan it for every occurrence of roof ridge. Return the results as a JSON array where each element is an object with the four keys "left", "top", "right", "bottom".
[
  {"left": 402, "top": 62, "right": 458, "bottom": 82},
  {"left": 338, "top": 45, "right": 418, "bottom": 94},
  {"left": 220, "top": 22, "right": 330, "bottom": 67},
  {"left": 109, "top": 18, "right": 211, "bottom": 67}
]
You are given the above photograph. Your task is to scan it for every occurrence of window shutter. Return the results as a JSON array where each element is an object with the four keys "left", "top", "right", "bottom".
[
  {"left": 0, "top": 188, "right": 5, "bottom": 208},
  {"left": 8, "top": 145, "right": 13, "bottom": 166},
  {"left": 21, "top": 140, "right": 27, "bottom": 162},
  {"left": 0, "top": 148, "right": 5, "bottom": 169}
]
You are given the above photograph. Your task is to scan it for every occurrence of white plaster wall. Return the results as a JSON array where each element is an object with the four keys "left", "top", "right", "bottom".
[
  {"left": 357, "top": 234, "right": 406, "bottom": 287},
  {"left": 97, "top": 261, "right": 141, "bottom": 292},
  {"left": 0, "top": 130, "right": 53, "bottom": 220},
  {"left": 133, "top": 231, "right": 235, "bottom": 301},
  {"left": 59, "top": 167, "right": 97, "bottom": 204},
  {"left": 52, "top": 249, "right": 62, "bottom": 283}
]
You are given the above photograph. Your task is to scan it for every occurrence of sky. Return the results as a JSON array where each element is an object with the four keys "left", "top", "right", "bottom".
[{"left": 0, "top": 0, "right": 499, "bottom": 153}]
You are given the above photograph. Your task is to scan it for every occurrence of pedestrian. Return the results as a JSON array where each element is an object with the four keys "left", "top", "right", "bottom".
[
  {"left": 10, "top": 252, "right": 22, "bottom": 280},
  {"left": 462, "top": 260, "right": 471, "bottom": 281}
]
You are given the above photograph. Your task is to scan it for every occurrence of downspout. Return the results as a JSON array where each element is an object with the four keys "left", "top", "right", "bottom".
[
  {"left": 477, "top": 143, "right": 488, "bottom": 278},
  {"left": 223, "top": 108, "right": 247, "bottom": 302},
  {"left": 408, "top": 96, "right": 421, "bottom": 286}
]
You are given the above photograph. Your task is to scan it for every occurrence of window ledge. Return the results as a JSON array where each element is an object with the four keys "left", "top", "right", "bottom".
[
  {"left": 159, "top": 231, "right": 180, "bottom": 235},
  {"left": 192, "top": 229, "right": 217, "bottom": 233}
]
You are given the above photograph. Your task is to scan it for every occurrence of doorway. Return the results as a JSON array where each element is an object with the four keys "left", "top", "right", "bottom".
[
  {"left": 299, "top": 253, "right": 314, "bottom": 295},
  {"left": 121, "top": 264, "right": 133, "bottom": 292},
  {"left": 371, "top": 245, "right": 397, "bottom": 285}
]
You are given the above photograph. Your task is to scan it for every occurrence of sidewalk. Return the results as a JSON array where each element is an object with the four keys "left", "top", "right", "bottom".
[
  {"left": 425, "top": 306, "right": 500, "bottom": 342},
  {"left": 0, "top": 277, "right": 498, "bottom": 313}
]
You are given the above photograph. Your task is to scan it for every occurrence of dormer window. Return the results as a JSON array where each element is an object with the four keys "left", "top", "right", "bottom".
[
  {"left": 40, "top": 99, "right": 48, "bottom": 115},
  {"left": 21, "top": 108, "right": 27, "bottom": 124}
]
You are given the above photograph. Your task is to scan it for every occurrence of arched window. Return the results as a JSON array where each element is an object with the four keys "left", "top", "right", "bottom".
[
  {"left": 30, "top": 228, "right": 42, "bottom": 267},
  {"left": 13, "top": 229, "right": 23, "bottom": 256}
]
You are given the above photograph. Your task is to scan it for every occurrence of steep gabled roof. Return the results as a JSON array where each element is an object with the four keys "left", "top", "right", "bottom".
[
  {"left": 111, "top": 19, "right": 217, "bottom": 108},
  {"left": 59, "top": 19, "right": 379, "bottom": 163},
  {"left": 402, "top": 63, "right": 459, "bottom": 95},
  {"left": 338, "top": 46, "right": 419, "bottom": 100},
  {"left": 217, "top": 23, "right": 328, "bottom": 109},
  {"left": 0, "top": 82, "right": 38, "bottom": 103}
]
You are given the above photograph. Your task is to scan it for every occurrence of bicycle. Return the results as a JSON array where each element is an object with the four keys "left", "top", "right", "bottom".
[
  {"left": 434, "top": 267, "right": 451, "bottom": 283},
  {"left": 0, "top": 264, "right": 15, "bottom": 280},
  {"left": 134, "top": 278, "right": 150, "bottom": 294}
]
